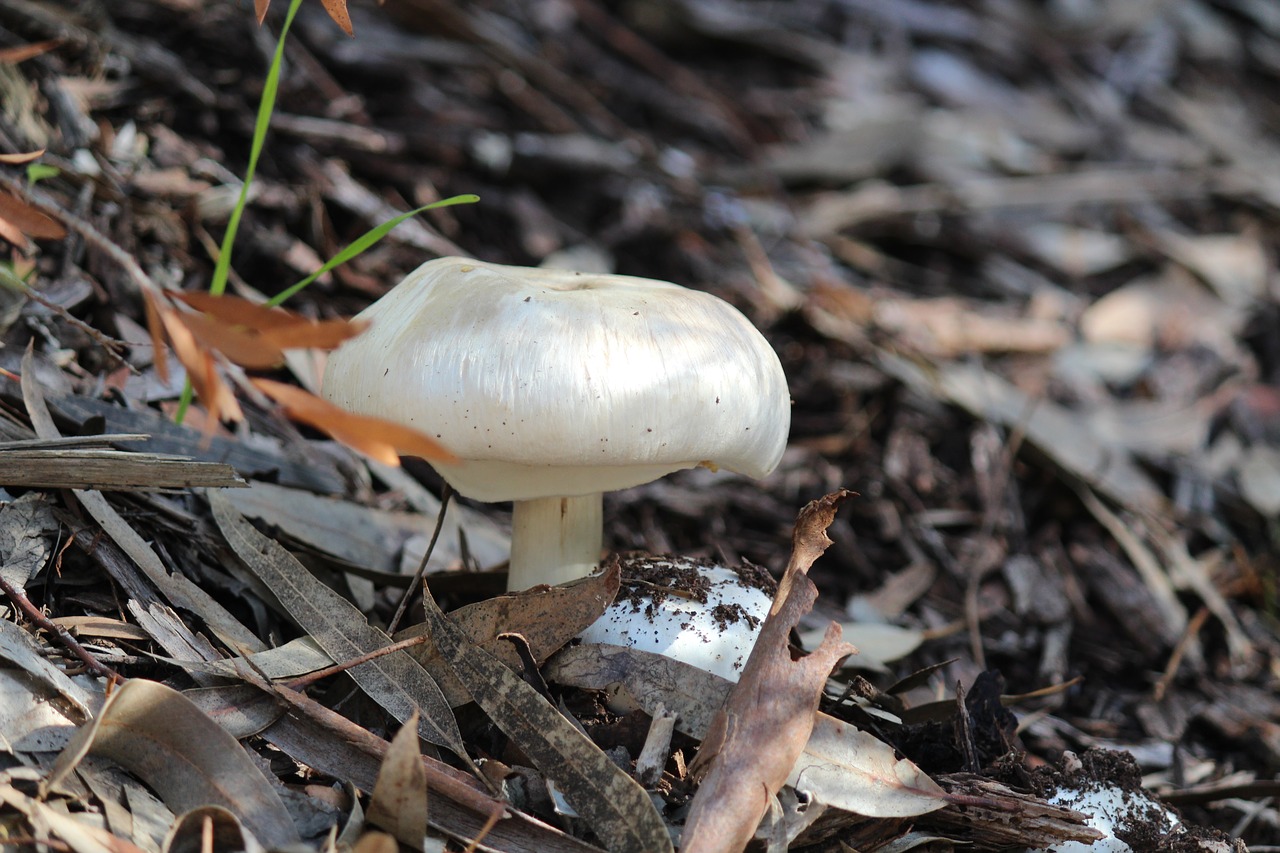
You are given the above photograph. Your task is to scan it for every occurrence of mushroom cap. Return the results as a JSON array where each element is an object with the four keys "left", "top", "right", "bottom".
[
  {"left": 578, "top": 558, "right": 772, "bottom": 683},
  {"left": 322, "top": 257, "right": 790, "bottom": 501}
]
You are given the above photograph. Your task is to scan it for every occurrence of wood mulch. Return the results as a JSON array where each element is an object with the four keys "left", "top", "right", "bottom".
[{"left": 0, "top": 0, "right": 1277, "bottom": 849}]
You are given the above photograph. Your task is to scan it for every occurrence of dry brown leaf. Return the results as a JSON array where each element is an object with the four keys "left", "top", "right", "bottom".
[
  {"left": 261, "top": 316, "right": 369, "bottom": 351},
  {"left": 152, "top": 298, "right": 243, "bottom": 427},
  {"left": 681, "top": 491, "right": 857, "bottom": 853},
  {"left": 419, "top": 585, "right": 672, "bottom": 853},
  {"left": 0, "top": 42, "right": 62, "bottom": 64},
  {"left": 170, "top": 292, "right": 366, "bottom": 366},
  {"left": 0, "top": 215, "right": 29, "bottom": 250},
  {"left": 0, "top": 190, "right": 66, "bottom": 251},
  {"left": 398, "top": 563, "right": 619, "bottom": 706},
  {"left": 170, "top": 295, "right": 367, "bottom": 369},
  {"left": 175, "top": 292, "right": 320, "bottom": 331},
  {"left": 141, "top": 291, "right": 170, "bottom": 383},
  {"left": 176, "top": 311, "right": 288, "bottom": 369},
  {"left": 252, "top": 378, "right": 457, "bottom": 466},
  {"left": 367, "top": 710, "right": 430, "bottom": 846},
  {"left": 253, "top": 0, "right": 269, "bottom": 25},
  {"left": 0, "top": 148, "right": 47, "bottom": 164},
  {"left": 321, "top": 0, "right": 354, "bottom": 35}
]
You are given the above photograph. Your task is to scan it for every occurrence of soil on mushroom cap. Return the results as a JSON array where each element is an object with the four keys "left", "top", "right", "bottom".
[
  {"left": 1025, "top": 748, "right": 1240, "bottom": 851},
  {"left": 613, "top": 552, "right": 777, "bottom": 631}
]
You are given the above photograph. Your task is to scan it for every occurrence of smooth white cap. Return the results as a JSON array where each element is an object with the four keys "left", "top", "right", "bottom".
[{"left": 322, "top": 257, "right": 790, "bottom": 502}]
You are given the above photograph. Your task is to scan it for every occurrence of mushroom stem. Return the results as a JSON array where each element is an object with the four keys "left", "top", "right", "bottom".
[{"left": 508, "top": 493, "right": 604, "bottom": 590}]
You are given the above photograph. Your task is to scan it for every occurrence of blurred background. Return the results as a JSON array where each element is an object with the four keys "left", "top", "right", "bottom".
[{"left": 2, "top": 0, "right": 1279, "bottom": 845}]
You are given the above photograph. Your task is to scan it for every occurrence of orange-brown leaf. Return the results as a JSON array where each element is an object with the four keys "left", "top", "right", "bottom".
[
  {"left": 175, "top": 292, "right": 302, "bottom": 331},
  {"left": 321, "top": 0, "right": 354, "bottom": 35},
  {"left": 0, "top": 191, "right": 66, "bottom": 241},
  {"left": 155, "top": 302, "right": 243, "bottom": 427},
  {"left": 252, "top": 379, "right": 457, "bottom": 466},
  {"left": 260, "top": 317, "right": 369, "bottom": 351},
  {"left": 0, "top": 148, "right": 46, "bottom": 164},
  {"left": 173, "top": 293, "right": 368, "bottom": 355},
  {"left": 0, "top": 41, "right": 61, "bottom": 64},
  {"left": 178, "top": 312, "right": 286, "bottom": 370},
  {"left": 142, "top": 291, "right": 171, "bottom": 383},
  {"left": 254, "top": 0, "right": 270, "bottom": 25},
  {"left": 0, "top": 213, "right": 28, "bottom": 251}
]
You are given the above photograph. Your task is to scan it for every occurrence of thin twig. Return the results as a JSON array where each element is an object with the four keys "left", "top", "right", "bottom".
[
  {"left": 387, "top": 482, "right": 452, "bottom": 636},
  {"left": 283, "top": 632, "right": 430, "bottom": 691},
  {"left": 2, "top": 270, "right": 132, "bottom": 367},
  {"left": 0, "top": 573, "right": 125, "bottom": 685}
]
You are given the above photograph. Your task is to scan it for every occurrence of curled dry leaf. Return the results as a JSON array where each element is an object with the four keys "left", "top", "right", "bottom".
[
  {"left": 252, "top": 378, "right": 457, "bottom": 466},
  {"left": 789, "top": 713, "right": 946, "bottom": 818},
  {"left": 681, "top": 491, "right": 858, "bottom": 853},
  {"left": 163, "top": 806, "right": 266, "bottom": 853},
  {"left": 366, "top": 710, "right": 430, "bottom": 847},
  {"left": 145, "top": 291, "right": 243, "bottom": 429}
]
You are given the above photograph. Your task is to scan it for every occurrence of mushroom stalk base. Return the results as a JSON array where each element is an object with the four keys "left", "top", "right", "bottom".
[{"left": 508, "top": 493, "right": 604, "bottom": 590}]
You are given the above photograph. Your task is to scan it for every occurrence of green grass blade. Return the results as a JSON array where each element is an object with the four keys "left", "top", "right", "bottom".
[
  {"left": 208, "top": 0, "right": 304, "bottom": 297},
  {"left": 266, "top": 194, "right": 479, "bottom": 307},
  {"left": 176, "top": 0, "right": 304, "bottom": 424}
]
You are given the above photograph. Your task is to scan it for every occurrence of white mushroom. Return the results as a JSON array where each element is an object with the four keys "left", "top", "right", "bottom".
[
  {"left": 322, "top": 257, "right": 790, "bottom": 590},
  {"left": 579, "top": 556, "right": 775, "bottom": 682}
]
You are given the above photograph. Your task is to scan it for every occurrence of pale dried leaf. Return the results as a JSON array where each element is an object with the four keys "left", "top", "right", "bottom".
[
  {"left": 1238, "top": 445, "right": 1280, "bottom": 516},
  {"left": 799, "top": 622, "right": 925, "bottom": 673},
  {"left": 788, "top": 713, "right": 945, "bottom": 817},
  {"left": 0, "top": 668, "right": 89, "bottom": 752},
  {"left": 208, "top": 491, "right": 466, "bottom": 756},
  {"left": 367, "top": 711, "right": 429, "bottom": 846},
  {"left": 0, "top": 491, "right": 57, "bottom": 590},
  {"left": 44, "top": 680, "right": 298, "bottom": 847},
  {"left": 0, "top": 620, "right": 97, "bottom": 718}
]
